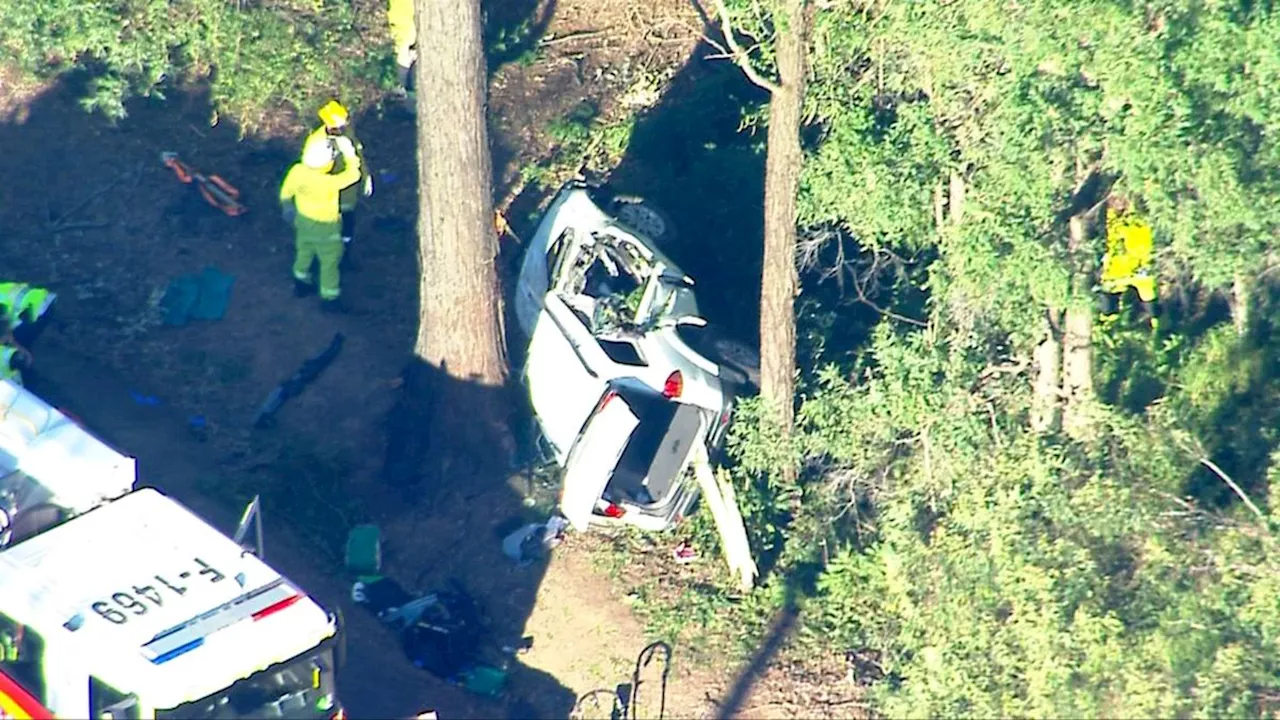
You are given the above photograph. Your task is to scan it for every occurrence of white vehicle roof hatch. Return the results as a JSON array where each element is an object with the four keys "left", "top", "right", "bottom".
[{"left": 0, "top": 379, "right": 135, "bottom": 519}]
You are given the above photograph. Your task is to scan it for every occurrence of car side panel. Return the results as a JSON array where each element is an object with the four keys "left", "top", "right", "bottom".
[{"left": 523, "top": 297, "right": 611, "bottom": 464}]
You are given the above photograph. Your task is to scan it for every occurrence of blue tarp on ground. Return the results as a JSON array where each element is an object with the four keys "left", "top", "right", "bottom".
[{"left": 161, "top": 266, "right": 236, "bottom": 326}]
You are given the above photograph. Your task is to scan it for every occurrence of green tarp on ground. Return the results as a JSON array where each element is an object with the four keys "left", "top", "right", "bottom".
[{"left": 161, "top": 266, "right": 236, "bottom": 326}]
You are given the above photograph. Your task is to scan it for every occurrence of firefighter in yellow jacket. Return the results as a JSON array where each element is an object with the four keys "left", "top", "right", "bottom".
[
  {"left": 0, "top": 282, "right": 55, "bottom": 346},
  {"left": 388, "top": 0, "right": 416, "bottom": 97},
  {"left": 1099, "top": 196, "right": 1159, "bottom": 331},
  {"left": 280, "top": 137, "right": 363, "bottom": 313},
  {"left": 303, "top": 100, "right": 372, "bottom": 263},
  {"left": 0, "top": 343, "right": 32, "bottom": 387}
]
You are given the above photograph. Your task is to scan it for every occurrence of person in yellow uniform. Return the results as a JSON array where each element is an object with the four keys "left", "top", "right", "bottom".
[
  {"left": 0, "top": 282, "right": 55, "bottom": 346},
  {"left": 303, "top": 100, "right": 372, "bottom": 265},
  {"left": 1099, "top": 196, "right": 1159, "bottom": 331},
  {"left": 280, "top": 137, "right": 363, "bottom": 313},
  {"left": 388, "top": 0, "right": 416, "bottom": 99},
  {"left": 0, "top": 342, "right": 33, "bottom": 387}
]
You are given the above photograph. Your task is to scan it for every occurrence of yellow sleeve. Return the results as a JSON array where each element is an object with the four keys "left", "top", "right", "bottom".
[
  {"left": 331, "top": 147, "right": 362, "bottom": 189},
  {"left": 279, "top": 165, "right": 301, "bottom": 203}
]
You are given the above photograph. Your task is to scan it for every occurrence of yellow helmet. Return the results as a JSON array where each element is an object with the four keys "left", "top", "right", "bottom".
[{"left": 318, "top": 99, "right": 349, "bottom": 130}]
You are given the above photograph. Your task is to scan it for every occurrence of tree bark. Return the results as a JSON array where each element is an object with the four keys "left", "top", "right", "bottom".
[
  {"left": 407, "top": 0, "right": 508, "bottom": 467},
  {"left": 1230, "top": 272, "right": 1250, "bottom": 337},
  {"left": 759, "top": 0, "right": 809, "bottom": 482},
  {"left": 1061, "top": 214, "right": 1094, "bottom": 440},
  {"left": 1030, "top": 311, "right": 1062, "bottom": 434}
]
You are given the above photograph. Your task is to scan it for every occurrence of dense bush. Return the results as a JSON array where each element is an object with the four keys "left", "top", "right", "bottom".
[
  {"left": 706, "top": 0, "right": 1280, "bottom": 714},
  {"left": 0, "top": 0, "right": 394, "bottom": 126}
]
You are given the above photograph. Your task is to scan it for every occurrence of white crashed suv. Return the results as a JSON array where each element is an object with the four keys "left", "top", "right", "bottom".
[{"left": 514, "top": 179, "right": 758, "bottom": 532}]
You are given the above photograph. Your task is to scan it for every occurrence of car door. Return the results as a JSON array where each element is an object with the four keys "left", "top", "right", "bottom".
[
  {"left": 523, "top": 294, "right": 610, "bottom": 465},
  {"left": 515, "top": 189, "right": 581, "bottom": 337},
  {"left": 558, "top": 389, "right": 638, "bottom": 531}
]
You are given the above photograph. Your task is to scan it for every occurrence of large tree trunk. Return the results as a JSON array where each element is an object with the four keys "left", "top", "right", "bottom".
[
  {"left": 759, "top": 0, "right": 809, "bottom": 481},
  {"left": 391, "top": 0, "right": 507, "bottom": 484}
]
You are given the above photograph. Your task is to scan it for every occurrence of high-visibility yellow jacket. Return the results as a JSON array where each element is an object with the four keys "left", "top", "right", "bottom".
[
  {"left": 303, "top": 126, "right": 368, "bottom": 210},
  {"left": 388, "top": 0, "right": 416, "bottom": 54},
  {"left": 1100, "top": 208, "right": 1157, "bottom": 302},
  {"left": 0, "top": 283, "right": 54, "bottom": 331},
  {"left": 279, "top": 152, "right": 362, "bottom": 225},
  {"left": 0, "top": 346, "right": 24, "bottom": 387}
]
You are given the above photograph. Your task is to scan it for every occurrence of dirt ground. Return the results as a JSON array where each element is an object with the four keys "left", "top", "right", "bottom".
[{"left": 0, "top": 0, "right": 855, "bottom": 717}]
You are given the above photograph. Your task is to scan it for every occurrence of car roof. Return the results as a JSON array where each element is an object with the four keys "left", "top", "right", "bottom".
[{"left": 0, "top": 488, "right": 335, "bottom": 710}]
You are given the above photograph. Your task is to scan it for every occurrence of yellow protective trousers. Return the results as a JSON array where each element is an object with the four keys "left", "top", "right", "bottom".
[{"left": 292, "top": 217, "right": 345, "bottom": 300}]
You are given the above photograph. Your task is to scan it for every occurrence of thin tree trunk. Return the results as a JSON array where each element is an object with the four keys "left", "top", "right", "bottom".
[
  {"left": 759, "top": 0, "right": 808, "bottom": 483},
  {"left": 1230, "top": 272, "right": 1250, "bottom": 337},
  {"left": 1030, "top": 311, "right": 1062, "bottom": 434},
  {"left": 1061, "top": 214, "right": 1094, "bottom": 440},
  {"left": 408, "top": 0, "right": 508, "bottom": 466}
]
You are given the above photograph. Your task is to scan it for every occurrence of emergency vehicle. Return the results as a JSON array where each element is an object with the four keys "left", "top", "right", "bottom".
[{"left": 0, "top": 380, "right": 345, "bottom": 719}]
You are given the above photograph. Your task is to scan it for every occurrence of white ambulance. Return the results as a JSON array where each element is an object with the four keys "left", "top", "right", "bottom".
[{"left": 0, "top": 380, "right": 345, "bottom": 719}]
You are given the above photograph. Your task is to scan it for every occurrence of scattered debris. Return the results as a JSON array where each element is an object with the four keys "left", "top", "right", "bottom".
[
  {"left": 187, "top": 414, "right": 208, "bottom": 442},
  {"left": 160, "top": 151, "right": 247, "bottom": 216},
  {"left": 128, "top": 390, "right": 161, "bottom": 406},
  {"left": 160, "top": 266, "right": 236, "bottom": 326},
  {"left": 346, "top": 523, "right": 383, "bottom": 576},
  {"left": 672, "top": 541, "right": 696, "bottom": 564},
  {"left": 351, "top": 577, "right": 514, "bottom": 699},
  {"left": 252, "top": 332, "right": 345, "bottom": 428},
  {"left": 501, "top": 515, "right": 569, "bottom": 566}
]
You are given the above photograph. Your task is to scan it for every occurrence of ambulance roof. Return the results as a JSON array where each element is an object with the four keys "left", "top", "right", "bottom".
[
  {"left": 0, "top": 379, "right": 135, "bottom": 513},
  {"left": 0, "top": 488, "right": 336, "bottom": 711}
]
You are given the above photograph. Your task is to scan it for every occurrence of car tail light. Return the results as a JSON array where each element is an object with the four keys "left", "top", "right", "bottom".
[
  {"left": 663, "top": 371, "right": 683, "bottom": 399},
  {"left": 602, "top": 503, "right": 627, "bottom": 519},
  {"left": 595, "top": 390, "right": 618, "bottom": 414}
]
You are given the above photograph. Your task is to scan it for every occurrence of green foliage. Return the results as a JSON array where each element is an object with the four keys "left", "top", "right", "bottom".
[
  {"left": 631, "top": 3, "right": 1280, "bottom": 713},
  {"left": 484, "top": 16, "right": 542, "bottom": 69},
  {"left": 0, "top": 0, "right": 389, "bottom": 126}
]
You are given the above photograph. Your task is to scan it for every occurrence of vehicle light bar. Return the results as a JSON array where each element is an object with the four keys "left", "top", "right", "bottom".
[
  {"left": 150, "top": 638, "right": 205, "bottom": 665},
  {"left": 142, "top": 578, "right": 305, "bottom": 664},
  {"left": 251, "top": 593, "right": 303, "bottom": 621}
]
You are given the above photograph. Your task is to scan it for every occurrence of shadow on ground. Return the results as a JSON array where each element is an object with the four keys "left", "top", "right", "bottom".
[{"left": 0, "top": 63, "right": 573, "bottom": 719}]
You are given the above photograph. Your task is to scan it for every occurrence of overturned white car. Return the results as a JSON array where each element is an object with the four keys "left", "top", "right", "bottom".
[{"left": 514, "top": 180, "right": 758, "bottom": 533}]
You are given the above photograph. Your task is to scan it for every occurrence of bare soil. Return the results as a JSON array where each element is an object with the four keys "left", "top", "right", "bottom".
[{"left": 0, "top": 0, "right": 856, "bottom": 717}]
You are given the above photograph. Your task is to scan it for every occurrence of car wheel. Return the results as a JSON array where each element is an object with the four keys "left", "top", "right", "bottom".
[{"left": 609, "top": 195, "right": 677, "bottom": 244}]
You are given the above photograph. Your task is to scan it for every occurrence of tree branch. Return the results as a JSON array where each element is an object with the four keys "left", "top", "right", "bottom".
[
  {"left": 1199, "top": 458, "right": 1268, "bottom": 525},
  {"left": 708, "top": 0, "right": 782, "bottom": 94},
  {"left": 851, "top": 267, "right": 927, "bottom": 327}
]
